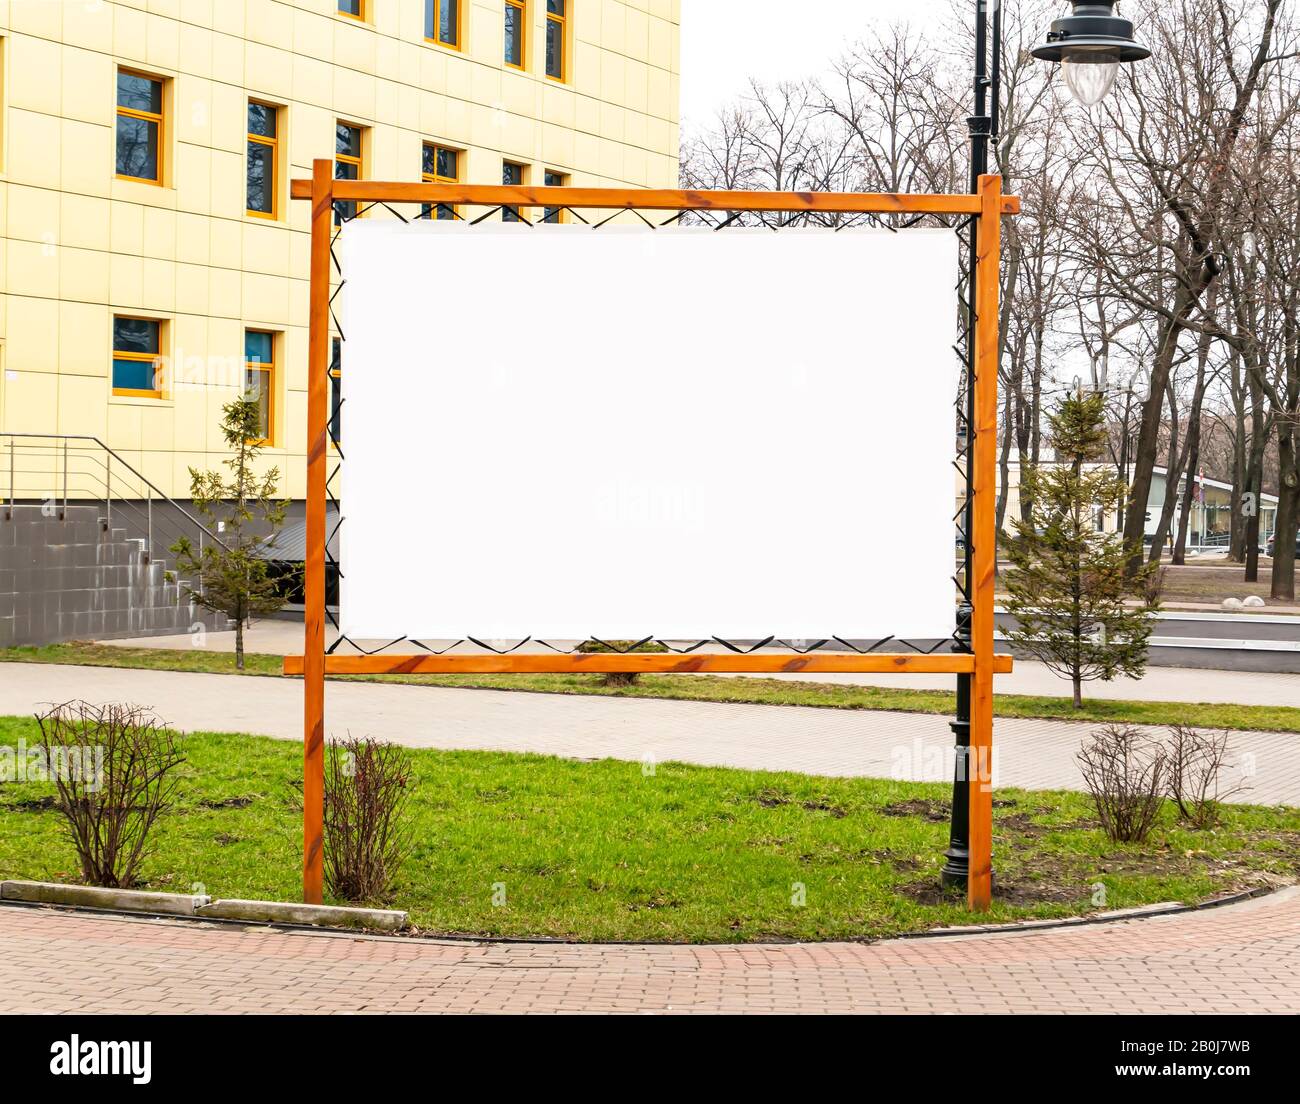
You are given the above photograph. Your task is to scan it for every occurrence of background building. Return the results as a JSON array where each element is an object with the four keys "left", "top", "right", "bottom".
[
  {"left": 0, "top": 0, "right": 680, "bottom": 646},
  {"left": 0, "top": 0, "right": 681, "bottom": 503}
]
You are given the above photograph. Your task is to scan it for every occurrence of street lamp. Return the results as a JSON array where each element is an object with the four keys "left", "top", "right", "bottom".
[
  {"left": 941, "top": 0, "right": 1150, "bottom": 896},
  {"left": 1032, "top": 2, "right": 1151, "bottom": 106}
]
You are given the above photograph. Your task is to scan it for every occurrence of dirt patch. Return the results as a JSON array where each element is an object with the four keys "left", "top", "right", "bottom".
[
  {"left": 756, "top": 789, "right": 847, "bottom": 817},
  {"left": 902, "top": 876, "right": 1085, "bottom": 907},
  {"left": 882, "top": 798, "right": 949, "bottom": 822},
  {"left": 197, "top": 795, "right": 254, "bottom": 810},
  {"left": 4, "top": 795, "right": 57, "bottom": 811}
]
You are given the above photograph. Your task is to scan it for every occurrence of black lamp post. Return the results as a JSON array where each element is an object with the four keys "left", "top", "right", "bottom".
[{"left": 941, "top": 0, "right": 1150, "bottom": 894}]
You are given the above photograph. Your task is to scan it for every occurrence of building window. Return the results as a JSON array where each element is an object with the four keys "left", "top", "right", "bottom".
[
  {"left": 543, "top": 169, "right": 568, "bottom": 223},
  {"left": 337, "top": 0, "right": 365, "bottom": 19},
  {"left": 112, "top": 317, "right": 164, "bottom": 397},
  {"left": 502, "top": 161, "right": 525, "bottom": 222},
  {"left": 247, "top": 101, "right": 278, "bottom": 218},
  {"left": 244, "top": 331, "right": 275, "bottom": 444},
  {"left": 116, "top": 69, "right": 164, "bottom": 184},
  {"left": 426, "top": 0, "right": 460, "bottom": 48},
  {"left": 330, "top": 338, "right": 343, "bottom": 446},
  {"left": 545, "top": 1, "right": 566, "bottom": 81},
  {"left": 422, "top": 143, "right": 461, "bottom": 220},
  {"left": 504, "top": 1, "right": 526, "bottom": 69},
  {"left": 335, "top": 122, "right": 364, "bottom": 225}
]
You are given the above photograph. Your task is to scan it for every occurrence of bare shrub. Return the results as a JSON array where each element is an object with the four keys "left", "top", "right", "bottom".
[
  {"left": 1167, "top": 725, "right": 1246, "bottom": 829},
  {"left": 1143, "top": 566, "right": 1168, "bottom": 609},
  {"left": 35, "top": 701, "right": 185, "bottom": 888},
  {"left": 576, "top": 640, "right": 669, "bottom": 687},
  {"left": 1076, "top": 724, "right": 1168, "bottom": 843},
  {"left": 324, "top": 736, "right": 413, "bottom": 903}
]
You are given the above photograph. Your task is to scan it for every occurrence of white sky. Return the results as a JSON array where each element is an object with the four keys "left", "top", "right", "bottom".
[{"left": 680, "top": 0, "right": 957, "bottom": 126}]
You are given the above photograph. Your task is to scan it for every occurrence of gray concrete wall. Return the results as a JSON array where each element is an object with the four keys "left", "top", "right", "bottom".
[{"left": 0, "top": 505, "right": 227, "bottom": 646}]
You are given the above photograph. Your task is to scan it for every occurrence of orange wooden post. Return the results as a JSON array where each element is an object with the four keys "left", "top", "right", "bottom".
[
  {"left": 303, "top": 159, "right": 332, "bottom": 904},
  {"left": 967, "top": 174, "right": 1003, "bottom": 912}
]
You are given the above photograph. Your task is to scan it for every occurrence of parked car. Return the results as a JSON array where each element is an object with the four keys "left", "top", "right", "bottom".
[{"left": 1266, "top": 533, "right": 1300, "bottom": 558}]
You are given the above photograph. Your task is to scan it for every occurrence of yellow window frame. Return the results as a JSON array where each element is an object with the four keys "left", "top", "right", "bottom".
[
  {"left": 422, "top": 142, "right": 462, "bottom": 219},
  {"left": 337, "top": 0, "right": 366, "bottom": 21},
  {"left": 115, "top": 68, "right": 165, "bottom": 186},
  {"left": 244, "top": 330, "right": 276, "bottom": 446},
  {"left": 112, "top": 317, "right": 165, "bottom": 399},
  {"left": 504, "top": 0, "right": 527, "bottom": 71},
  {"left": 427, "top": 0, "right": 463, "bottom": 50},
  {"left": 247, "top": 101, "right": 279, "bottom": 220},
  {"left": 545, "top": 1, "right": 567, "bottom": 82}
]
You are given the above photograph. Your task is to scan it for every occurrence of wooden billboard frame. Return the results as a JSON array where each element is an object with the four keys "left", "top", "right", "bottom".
[{"left": 289, "top": 161, "right": 1015, "bottom": 912}]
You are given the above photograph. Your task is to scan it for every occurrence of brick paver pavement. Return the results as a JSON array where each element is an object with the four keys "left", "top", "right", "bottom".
[
  {"left": 2, "top": 663, "right": 1296, "bottom": 803},
  {"left": 2, "top": 889, "right": 1297, "bottom": 1013}
]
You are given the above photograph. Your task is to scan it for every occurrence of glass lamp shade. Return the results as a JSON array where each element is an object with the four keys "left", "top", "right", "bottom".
[{"left": 1062, "top": 52, "right": 1121, "bottom": 105}]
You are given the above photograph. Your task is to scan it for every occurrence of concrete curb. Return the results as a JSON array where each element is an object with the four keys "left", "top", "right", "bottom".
[
  {"left": 0, "top": 881, "right": 407, "bottom": 932},
  {"left": 196, "top": 898, "right": 407, "bottom": 931},
  {"left": 0, "top": 880, "right": 209, "bottom": 916}
]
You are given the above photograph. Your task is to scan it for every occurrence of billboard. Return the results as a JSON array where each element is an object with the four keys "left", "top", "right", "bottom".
[{"left": 338, "top": 221, "right": 959, "bottom": 641}]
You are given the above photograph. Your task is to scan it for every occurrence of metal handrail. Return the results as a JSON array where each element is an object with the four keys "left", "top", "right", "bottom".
[{"left": 2, "top": 432, "right": 230, "bottom": 558}]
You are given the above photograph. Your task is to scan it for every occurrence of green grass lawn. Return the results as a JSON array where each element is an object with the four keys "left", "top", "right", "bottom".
[
  {"left": 1, "top": 717, "right": 1295, "bottom": 942},
  {"left": 4, "top": 642, "right": 1300, "bottom": 735}
]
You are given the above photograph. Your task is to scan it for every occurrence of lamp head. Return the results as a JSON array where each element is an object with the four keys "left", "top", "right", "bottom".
[{"left": 1031, "top": 2, "right": 1150, "bottom": 105}]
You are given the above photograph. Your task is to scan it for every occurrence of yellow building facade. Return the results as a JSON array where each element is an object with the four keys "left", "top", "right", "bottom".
[{"left": 0, "top": 0, "right": 681, "bottom": 501}]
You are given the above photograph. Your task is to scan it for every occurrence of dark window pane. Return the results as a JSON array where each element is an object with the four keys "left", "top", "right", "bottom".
[
  {"left": 247, "top": 141, "right": 272, "bottom": 213},
  {"left": 336, "top": 124, "right": 361, "bottom": 157},
  {"left": 429, "top": 0, "right": 458, "bottom": 45},
  {"left": 113, "top": 358, "right": 159, "bottom": 392},
  {"left": 504, "top": 4, "right": 522, "bottom": 66},
  {"left": 245, "top": 331, "right": 274, "bottom": 364},
  {"left": 548, "top": 0, "right": 564, "bottom": 14},
  {"left": 546, "top": 20, "right": 562, "bottom": 78},
  {"left": 438, "top": 147, "right": 458, "bottom": 179},
  {"left": 248, "top": 102, "right": 275, "bottom": 138},
  {"left": 543, "top": 171, "right": 564, "bottom": 223},
  {"left": 117, "top": 72, "right": 161, "bottom": 113},
  {"left": 502, "top": 162, "right": 522, "bottom": 222},
  {"left": 330, "top": 339, "right": 343, "bottom": 444},
  {"left": 338, "top": 0, "right": 362, "bottom": 15},
  {"left": 243, "top": 368, "right": 271, "bottom": 439},
  {"left": 116, "top": 115, "right": 159, "bottom": 180},
  {"left": 113, "top": 318, "right": 160, "bottom": 355},
  {"left": 422, "top": 143, "right": 436, "bottom": 176}
]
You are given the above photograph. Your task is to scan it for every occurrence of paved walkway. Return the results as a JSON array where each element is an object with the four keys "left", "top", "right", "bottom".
[
  {"left": 2, "top": 662, "right": 1296, "bottom": 803},
  {"left": 2, "top": 889, "right": 1297, "bottom": 1013},
  {"left": 107, "top": 624, "right": 1300, "bottom": 707}
]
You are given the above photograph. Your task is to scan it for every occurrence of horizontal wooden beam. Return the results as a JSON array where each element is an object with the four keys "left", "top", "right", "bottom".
[
  {"left": 282, "top": 653, "right": 1015, "bottom": 676},
  {"left": 289, "top": 179, "right": 1020, "bottom": 216}
]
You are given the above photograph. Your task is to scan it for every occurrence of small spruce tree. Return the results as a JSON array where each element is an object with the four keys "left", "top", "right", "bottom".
[
  {"left": 171, "top": 396, "right": 290, "bottom": 669},
  {"left": 1002, "top": 390, "right": 1158, "bottom": 708}
]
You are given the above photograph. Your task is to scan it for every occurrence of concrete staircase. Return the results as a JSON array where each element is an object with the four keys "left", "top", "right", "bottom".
[{"left": 0, "top": 504, "right": 227, "bottom": 647}]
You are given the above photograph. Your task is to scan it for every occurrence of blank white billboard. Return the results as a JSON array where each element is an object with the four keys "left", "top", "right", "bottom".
[{"left": 339, "top": 221, "right": 959, "bottom": 642}]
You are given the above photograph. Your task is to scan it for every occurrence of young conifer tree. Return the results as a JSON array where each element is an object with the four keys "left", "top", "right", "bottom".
[
  {"left": 1003, "top": 390, "right": 1158, "bottom": 708},
  {"left": 171, "top": 396, "right": 290, "bottom": 669}
]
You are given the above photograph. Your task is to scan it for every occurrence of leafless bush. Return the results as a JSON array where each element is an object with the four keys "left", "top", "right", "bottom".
[
  {"left": 324, "top": 736, "right": 413, "bottom": 903},
  {"left": 576, "top": 640, "right": 669, "bottom": 687},
  {"left": 1143, "top": 566, "right": 1168, "bottom": 609},
  {"left": 35, "top": 701, "right": 185, "bottom": 888},
  {"left": 1167, "top": 725, "right": 1246, "bottom": 829},
  {"left": 1076, "top": 724, "right": 1168, "bottom": 843}
]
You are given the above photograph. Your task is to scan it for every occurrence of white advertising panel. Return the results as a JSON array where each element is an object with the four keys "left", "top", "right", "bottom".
[{"left": 339, "top": 221, "right": 959, "bottom": 641}]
